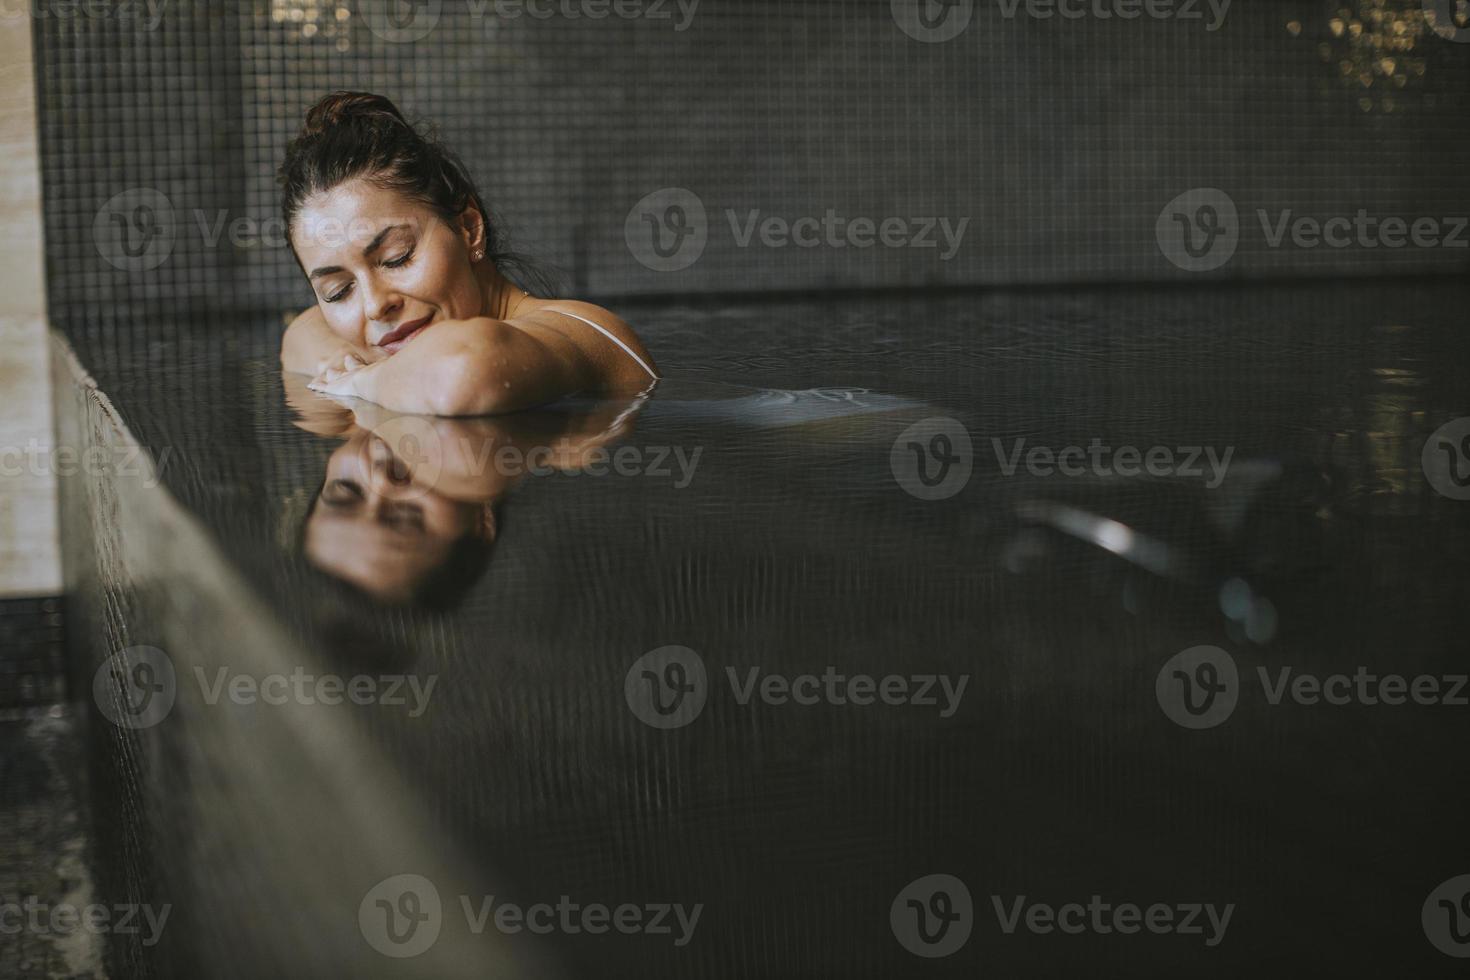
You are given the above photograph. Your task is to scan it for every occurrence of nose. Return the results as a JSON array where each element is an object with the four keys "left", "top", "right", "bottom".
[
  {"left": 365, "top": 436, "right": 414, "bottom": 493},
  {"left": 360, "top": 275, "right": 403, "bottom": 328}
]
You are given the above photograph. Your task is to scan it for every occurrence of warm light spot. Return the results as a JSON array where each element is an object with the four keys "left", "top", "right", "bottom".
[{"left": 1299, "top": 2, "right": 1440, "bottom": 114}]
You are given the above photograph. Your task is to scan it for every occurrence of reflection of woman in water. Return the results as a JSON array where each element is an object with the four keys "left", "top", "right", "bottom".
[
  {"left": 278, "top": 90, "right": 658, "bottom": 416},
  {"left": 305, "top": 429, "right": 496, "bottom": 606},
  {"left": 285, "top": 373, "right": 646, "bottom": 606}
]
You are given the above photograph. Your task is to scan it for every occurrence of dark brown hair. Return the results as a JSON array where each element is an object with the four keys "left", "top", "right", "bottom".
[{"left": 279, "top": 91, "right": 550, "bottom": 294}]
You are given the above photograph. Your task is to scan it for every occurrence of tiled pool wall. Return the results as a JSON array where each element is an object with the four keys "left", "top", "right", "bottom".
[{"left": 32, "top": 0, "right": 1470, "bottom": 334}]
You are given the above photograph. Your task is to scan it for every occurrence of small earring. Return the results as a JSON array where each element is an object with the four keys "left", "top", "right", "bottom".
[{"left": 472, "top": 248, "right": 485, "bottom": 262}]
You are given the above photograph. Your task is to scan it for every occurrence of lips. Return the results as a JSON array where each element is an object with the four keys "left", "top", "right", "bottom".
[{"left": 376, "top": 315, "right": 432, "bottom": 353}]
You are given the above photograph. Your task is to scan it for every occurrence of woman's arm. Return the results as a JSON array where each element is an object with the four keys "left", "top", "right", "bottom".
[
  {"left": 281, "top": 306, "right": 376, "bottom": 375},
  {"left": 308, "top": 317, "right": 595, "bottom": 416}
]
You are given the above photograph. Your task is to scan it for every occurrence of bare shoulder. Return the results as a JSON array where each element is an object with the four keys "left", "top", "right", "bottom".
[
  {"left": 281, "top": 304, "right": 325, "bottom": 353},
  {"left": 284, "top": 304, "right": 326, "bottom": 335},
  {"left": 515, "top": 298, "right": 659, "bottom": 385},
  {"left": 280, "top": 304, "right": 350, "bottom": 374},
  {"left": 281, "top": 306, "right": 320, "bottom": 369}
]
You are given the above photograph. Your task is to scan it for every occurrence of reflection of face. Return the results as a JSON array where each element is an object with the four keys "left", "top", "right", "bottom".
[
  {"left": 305, "top": 433, "right": 487, "bottom": 603},
  {"left": 292, "top": 178, "right": 485, "bottom": 351}
]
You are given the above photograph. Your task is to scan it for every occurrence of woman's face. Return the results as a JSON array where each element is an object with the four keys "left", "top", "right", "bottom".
[
  {"left": 292, "top": 177, "right": 485, "bottom": 352},
  {"left": 305, "top": 431, "right": 486, "bottom": 602}
]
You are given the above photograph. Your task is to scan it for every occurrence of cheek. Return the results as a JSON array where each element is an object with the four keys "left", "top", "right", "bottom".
[
  {"left": 322, "top": 300, "right": 365, "bottom": 344},
  {"left": 417, "top": 246, "right": 479, "bottom": 318}
]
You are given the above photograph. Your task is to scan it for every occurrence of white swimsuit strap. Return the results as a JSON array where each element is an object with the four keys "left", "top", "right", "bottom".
[{"left": 547, "top": 308, "right": 659, "bottom": 381}]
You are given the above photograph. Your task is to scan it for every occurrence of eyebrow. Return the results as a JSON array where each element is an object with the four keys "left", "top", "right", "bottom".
[{"left": 307, "top": 224, "right": 410, "bottom": 280}]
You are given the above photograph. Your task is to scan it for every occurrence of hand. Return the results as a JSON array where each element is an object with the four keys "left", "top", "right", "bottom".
[
  {"left": 308, "top": 351, "right": 383, "bottom": 399},
  {"left": 282, "top": 370, "right": 356, "bottom": 437}
]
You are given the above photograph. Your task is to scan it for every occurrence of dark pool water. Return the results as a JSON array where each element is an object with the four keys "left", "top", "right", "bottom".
[{"left": 65, "top": 281, "right": 1470, "bottom": 978}]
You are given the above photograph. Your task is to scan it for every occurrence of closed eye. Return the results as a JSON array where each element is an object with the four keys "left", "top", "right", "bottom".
[
  {"left": 319, "top": 247, "right": 412, "bottom": 302},
  {"left": 320, "top": 479, "right": 364, "bottom": 507}
]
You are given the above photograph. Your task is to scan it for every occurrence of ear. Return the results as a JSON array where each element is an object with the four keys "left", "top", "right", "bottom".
[{"left": 456, "top": 204, "right": 487, "bottom": 256}]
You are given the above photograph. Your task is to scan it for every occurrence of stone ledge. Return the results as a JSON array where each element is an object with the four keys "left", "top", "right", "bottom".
[{"left": 50, "top": 330, "right": 542, "bottom": 979}]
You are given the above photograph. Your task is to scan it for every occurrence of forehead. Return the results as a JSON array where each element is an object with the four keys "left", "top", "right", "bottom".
[{"left": 292, "top": 178, "right": 437, "bottom": 262}]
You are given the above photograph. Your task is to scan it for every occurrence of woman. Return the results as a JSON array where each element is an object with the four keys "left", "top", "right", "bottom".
[
  {"left": 283, "top": 370, "right": 650, "bottom": 605},
  {"left": 279, "top": 91, "right": 658, "bottom": 416}
]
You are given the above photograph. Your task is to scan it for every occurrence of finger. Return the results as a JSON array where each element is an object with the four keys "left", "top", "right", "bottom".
[
  {"left": 344, "top": 355, "right": 363, "bottom": 370},
  {"left": 309, "top": 374, "right": 344, "bottom": 393}
]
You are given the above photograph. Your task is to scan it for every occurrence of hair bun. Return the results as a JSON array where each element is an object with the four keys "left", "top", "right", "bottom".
[{"left": 300, "top": 91, "right": 409, "bottom": 138}]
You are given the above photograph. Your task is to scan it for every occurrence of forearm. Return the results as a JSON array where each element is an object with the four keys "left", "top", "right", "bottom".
[
  {"left": 350, "top": 318, "right": 589, "bottom": 417},
  {"left": 281, "top": 309, "right": 366, "bottom": 375}
]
